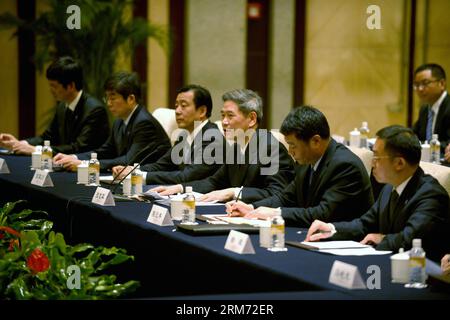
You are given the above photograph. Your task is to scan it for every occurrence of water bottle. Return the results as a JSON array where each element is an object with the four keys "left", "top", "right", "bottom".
[
  {"left": 31, "top": 145, "right": 42, "bottom": 170},
  {"left": 41, "top": 140, "right": 53, "bottom": 171},
  {"left": 405, "top": 239, "right": 427, "bottom": 289},
  {"left": 130, "top": 163, "right": 143, "bottom": 195},
  {"left": 430, "top": 134, "right": 440, "bottom": 164},
  {"left": 421, "top": 141, "right": 430, "bottom": 162},
  {"left": 359, "top": 121, "right": 370, "bottom": 149},
  {"left": 181, "top": 186, "right": 197, "bottom": 225},
  {"left": 349, "top": 128, "right": 360, "bottom": 148},
  {"left": 88, "top": 153, "right": 100, "bottom": 186},
  {"left": 268, "top": 214, "right": 287, "bottom": 252}
]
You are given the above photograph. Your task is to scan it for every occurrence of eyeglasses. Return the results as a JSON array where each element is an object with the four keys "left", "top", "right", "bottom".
[
  {"left": 371, "top": 155, "right": 392, "bottom": 162},
  {"left": 412, "top": 79, "right": 441, "bottom": 90},
  {"left": 103, "top": 95, "right": 118, "bottom": 103}
]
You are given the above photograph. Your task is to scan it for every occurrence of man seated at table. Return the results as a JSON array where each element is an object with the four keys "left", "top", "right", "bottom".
[
  {"left": 0, "top": 56, "right": 108, "bottom": 155},
  {"left": 150, "top": 89, "right": 294, "bottom": 203},
  {"left": 226, "top": 105, "right": 373, "bottom": 226},
  {"left": 54, "top": 71, "right": 171, "bottom": 171},
  {"left": 411, "top": 63, "right": 450, "bottom": 156},
  {"left": 305, "top": 125, "right": 450, "bottom": 261},
  {"left": 112, "top": 84, "right": 224, "bottom": 184}
]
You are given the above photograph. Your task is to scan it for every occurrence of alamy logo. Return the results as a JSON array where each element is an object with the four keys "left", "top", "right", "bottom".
[
  {"left": 66, "top": 5, "right": 81, "bottom": 30},
  {"left": 366, "top": 5, "right": 382, "bottom": 30}
]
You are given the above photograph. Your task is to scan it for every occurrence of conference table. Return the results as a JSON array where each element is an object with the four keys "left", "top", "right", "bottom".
[{"left": 1, "top": 153, "right": 449, "bottom": 300}]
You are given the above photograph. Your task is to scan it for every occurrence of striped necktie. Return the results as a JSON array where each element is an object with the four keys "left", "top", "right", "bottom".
[{"left": 425, "top": 107, "right": 434, "bottom": 142}]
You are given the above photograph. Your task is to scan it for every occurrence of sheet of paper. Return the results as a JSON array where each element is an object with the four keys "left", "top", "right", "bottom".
[
  {"left": 319, "top": 247, "right": 392, "bottom": 256},
  {"left": 301, "top": 241, "right": 370, "bottom": 250},
  {"left": 201, "top": 215, "right": 268, "bottom": 227}
]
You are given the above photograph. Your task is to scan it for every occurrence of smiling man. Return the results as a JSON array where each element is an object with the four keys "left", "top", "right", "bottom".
[
  {"left": 227, "top": 105, "right": 373, "bottom": 226},
  {"left": 53, "top": 71, "right": 170, "bottom": 171},
  {"left": 112, "top": 84, "right": 224, "bottom": 185},
  {"left": 151, "top": 89, "right": 294, "bottom": 203},
  {"left": 306, "top": 125, "right": 450, "bottom": 261},
  {"left": 412, "top": 63, "right": 450, "bottom": 155},
  {"left": 0, "top": 56, "right": 108, "bottom": 155}
]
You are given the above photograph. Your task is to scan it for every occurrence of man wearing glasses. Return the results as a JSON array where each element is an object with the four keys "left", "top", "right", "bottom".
[
  {"left": 306, "top": 125, "right": 450, "bottom": 261},
  {"left": 412, "top": 63, "right": 450, "bottom": 157}
]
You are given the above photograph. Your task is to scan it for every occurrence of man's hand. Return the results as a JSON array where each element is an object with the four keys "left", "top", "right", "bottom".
[
  {"left": 150, "top": 184, "right": 183, "bottom": 196},
  {"left": 11, "top": 140, "right": 35, "bottom": 155},
  {"left": 445, "top": 144, "right": 450, "bottom": 162},
  {"left": 305, "top": 220, "right": 334, "bottom": 242},
  {"left": 200, "top": 188, "right": 235, "bottom": 203},
  {"left": 112, "top": 165, "right": 133, "bottom": 179},
  {"left": 360, "top": 233, "right": 385, "bottom": 246},
  {"left": 244, "top": 206, "right": 280, "bottom": 220},
  {"left": 0, "top": 133, "right": 19, "bottom": 149},
  {"left": 225, "top": 200, "right": 254, "bottom": 217},
  {"left": 441, "top": 254, "right": 450, "bottom": 275},
  {"left": 52, "top": 153, "right": 80, "bottom": 171}
]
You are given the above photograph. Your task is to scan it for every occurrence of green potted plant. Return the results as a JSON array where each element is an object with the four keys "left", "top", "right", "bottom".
[
  {"left": 0, "top": 201, "right": 139, "bottom": 299},
  {"left": 0, "top": 0, "right": 168, "bottom": 100}
]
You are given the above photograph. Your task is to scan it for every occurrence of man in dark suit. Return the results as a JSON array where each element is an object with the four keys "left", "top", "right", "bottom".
[
  {"left": 412, "top": 63, "right": 450, "bottom": 154},
  {"left": 306, "top": 125, "right": 450, "bottom": 261},
  {"left": 227, "top": 106, "right": 373, "bottom": 226},
  {"left": 112, "top": 84, "right": 224, "bottom": 184},
  {"left": 0, "top": 56, "right": 108, "bottom": 155},
  {"left": 53, "top": 72, "right": 171, "bottom": 171},
  {"left": 151, "top": 89, "right": 294, "bottom": 203}
]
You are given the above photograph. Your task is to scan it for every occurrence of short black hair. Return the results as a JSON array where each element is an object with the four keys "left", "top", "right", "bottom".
[
  {"left": 280, "top": 105, "right": 330, "bottom": 141},
  {"left": 414, "top": 63, "right": 446, "bottom": 80},
  {"left": 46, "top": 56, "right": 83, "bottom": 90},
  {"left": 376, "top": 125, "right": 421, "bottom": 165},
  {"left": 177, "top": 84, "right": 212, "bottom": 118},
  {"left": 104, "top": 71, "right": 141, "bottom": 103}
]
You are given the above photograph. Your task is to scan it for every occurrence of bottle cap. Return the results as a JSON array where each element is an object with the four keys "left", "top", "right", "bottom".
[
  {"left": 432, "top": 134, "right": 438, "bottom": 140},
  {"left": 44, "top": 140, "right": 50, "bottom": 146},
  {"left": 362, "top": 121, "right": 368, "bottom": 127},
  {"left": 91, "top": 152, "right": 97, "bottom": 159},
  {"left": 185, "top": 186, "right": 193, "bottom": 193},
  {"left": 412, "top": 239, "right": 422, "bottom": 248}
]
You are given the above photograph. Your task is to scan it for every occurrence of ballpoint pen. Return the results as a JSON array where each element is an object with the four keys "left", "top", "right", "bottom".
[{"left": 235, "top": 186, "right": 243, "bottom": 203}]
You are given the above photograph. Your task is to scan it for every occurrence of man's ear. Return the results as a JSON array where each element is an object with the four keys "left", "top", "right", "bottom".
[
  {"left": 127, "top": 94, "right": 137, "bottom": 105},
  {"left": 66, "top": 81, "right": 76, "bottom": 91},
  {"left": 394, "top": 157, "right": 407, "bottom": 170},
  {"left": 248, "top": 111, "right": 258, "bottom": 128},
  {"left": 197, "top": 105, "right": 207, "bottom": 118},
  {"left": 310, "top": 134, "right": 322, "bottom": 147}
]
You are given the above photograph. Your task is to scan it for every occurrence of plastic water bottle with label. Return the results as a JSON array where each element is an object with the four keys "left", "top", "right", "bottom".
[
  {"left": 405, "top": 238, "right": 427, "bottom": 289},
  {"left": 180, "top": 186, "right": 197, "bottom": 225},
  {"left": 349, "top": 128, "right": 360, "bottom": 148},
  {"left": 88, "top": 152, "right": 100, "bottom": 186},
  {"left": 130, "top": 163, "right": 143, "bottom": 195},
  {"left": 268, "top": 214, "right": 287, "bottom": 252},
  {"left": 430, "top": 134, "right": 440, "bottom": 164},
  {"left": 41, "top": 140, "right": 53, "bottom": 171}
]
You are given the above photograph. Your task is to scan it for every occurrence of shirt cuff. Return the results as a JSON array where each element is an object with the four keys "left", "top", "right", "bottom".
[
  {"left": 274, "top": 207, "right": 282, "bottom": 216},
  {"left": 233, "top": 187, "right": 242, "bottom": 200},
  {"left": 327, "top": 223, "right": 337, "bottom": 235}
]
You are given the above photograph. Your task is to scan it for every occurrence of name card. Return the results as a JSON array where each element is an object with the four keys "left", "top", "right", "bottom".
[
  {"left": 224, "top": 230, "right": 255, "bottom": 254},
  {"left": 31, "top": 169, "right": 53, "bottom": 187},
  {"left": 329, "top": 260, "right": 366, "bottom": 289},
  {"left": 147, "top": 205, "right": 174, "bottom": 226},
  {"left": 0, "top": 158, "right": 10, "bottom": 174},
  {"left": 91, "top": 187, "right": 115, "bottom": 206}
]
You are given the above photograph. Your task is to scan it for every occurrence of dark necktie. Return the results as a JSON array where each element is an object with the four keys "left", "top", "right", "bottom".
[
  {"left": 64, "top": 108, "right": 74, "bottom": 140},
  {"left": 426, "top": 107, "right": 434, "bottom": 142},
  {"left": 389, "top": 190, "right": 399, "bottom": 223}
]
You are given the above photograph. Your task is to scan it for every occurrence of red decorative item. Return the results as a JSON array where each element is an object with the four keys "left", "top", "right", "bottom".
[{"left": 27, "top": 248, "right": 50, "bottom": 274}]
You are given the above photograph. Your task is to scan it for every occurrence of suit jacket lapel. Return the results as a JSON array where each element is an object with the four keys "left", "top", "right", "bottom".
[
  {"left": 434, "top": 95, "right": 449, "bottom": 134},
  {"left": 306, "top": 140, "right": 337, "bottom": 205}
]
